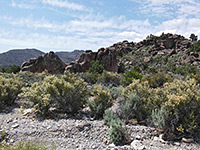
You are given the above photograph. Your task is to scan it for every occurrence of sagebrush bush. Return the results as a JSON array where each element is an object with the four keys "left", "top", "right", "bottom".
[
  {"left": 20, "top": 74, "right": 88, "bottom": 116},
  {"left": 123, "top": 79, "right": 200, "bottom": 139},
  {"left": 104, "top": 110, "right": 129, "bottom": 145},
  {"left": 144, "top": 72, "right": 173, "bottom": 88},
  {"left": 98, "top": 71, "right": 121, "bottom": 86},
  {"left": 108, "top": 86, "right": 124, "bottom": 100},
  {"left": 88, "top": 85, "right": 113, "bottom": 119},
  {"left": 121, "top": 94, "right": 145, "bottom": 122},
  {"left": 103, "top": 109, "right": 121, "bottom": 126},
  {"left": 123, "top": 80, "right": 153, "bottom": 120},
  {"left": 77, "top": 72, "right": 100, "bottom": 84},
  {"left": 18, "top": 71, "right": 47, "bottom": 86},
  {"left": 0, "top": 74, "right": 22, "bottom": 107}
]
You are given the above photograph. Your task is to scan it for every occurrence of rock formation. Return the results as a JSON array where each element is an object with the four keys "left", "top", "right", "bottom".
[
  {"left": 21, "top": 51, "right": 66, "bottom": 74},
  {"left": 66, "top": 48, "right": 118, "bottom": 73}
]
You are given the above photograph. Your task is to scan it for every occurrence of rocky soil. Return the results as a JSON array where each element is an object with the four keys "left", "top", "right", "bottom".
[{"left": 0, "top": 104, "right": 199, "bottom": 150}]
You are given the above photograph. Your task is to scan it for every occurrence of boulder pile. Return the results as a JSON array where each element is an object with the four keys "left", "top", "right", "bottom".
[
  {"left": 66, "top": 47, "right": 118, "bottom": 73},
  {"left": 21, "top": 51, "right": 66, "bottom": 74}
]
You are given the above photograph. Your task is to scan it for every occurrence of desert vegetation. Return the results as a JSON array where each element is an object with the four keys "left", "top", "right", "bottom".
[{"left": 0, "top": 33, "right": 200, "bottom": 148}]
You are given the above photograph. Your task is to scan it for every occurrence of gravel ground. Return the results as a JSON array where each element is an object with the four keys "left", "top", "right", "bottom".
[{"left": 0, "top": 104, "right": 200, "bottom": 150}]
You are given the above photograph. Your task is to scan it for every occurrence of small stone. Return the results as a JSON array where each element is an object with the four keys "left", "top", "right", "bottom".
[
  {"left": 84, "top": 126, "right": 90, "bottom": 131},
  {"left": 7, "top": 119, "right": 13, "bottom": 123},
  {"left": 92, "top": 145, "right": 97, "bottom": 149},
  {"left": 153, "top": 136, "right": 159, "bottom": 141},
  {"left": 109, "top": 143, "right": 115, "bottom": 147},
  {"left": 11, "top": 124, "right": 19, "bottom": 128},
  {"left": 23, "top": 109, "right": 33, "bottom": 116},
  {"left": 131, "top": 140, "right": 145, "bottom": 150},
  {"left": 182, "top": 138, "right": 194, "bottom": 143},
  {"left": 174, "top": 142, "right": 181, "bottom": 146},
  {"left": 84, "top": 133, "right": 89, "bottom": 137},
  {"left": 136, "top": 135, "right": 141, "bottom": 140},
  {"left": 159, "top": 134, "right": 164, "bottom": 140},
  {"left": 10, "top": 139, "right": 14, "bottom": 143}
]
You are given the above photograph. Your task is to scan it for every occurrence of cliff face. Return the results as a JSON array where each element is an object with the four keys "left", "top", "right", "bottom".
[{"left": 65, "top": 47, "right": 118, "bottom": 73}]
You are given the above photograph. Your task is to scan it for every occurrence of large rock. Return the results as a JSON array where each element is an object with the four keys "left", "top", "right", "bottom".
[
  {"left": 21, "top": 51, "right": 66, "bottom": 74},
  {"left": 66, "top": 47, "right": 118, "bottom": 73}
]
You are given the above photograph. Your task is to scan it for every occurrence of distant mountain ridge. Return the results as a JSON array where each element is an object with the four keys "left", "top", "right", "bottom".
[{"left": 0, "top": 49, "right": 84, "bottom": 67}]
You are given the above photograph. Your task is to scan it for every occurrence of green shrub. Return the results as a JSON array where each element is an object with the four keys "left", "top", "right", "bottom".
[
  {"left": 108, "top": 86, "right": 124, "bottom": 100},
  {"left": 144, "top": 72, "right": 173, "bottom": 88},
  {"left": 123, "top": 80, "right": 153, "bottom": 121},
  {"left": 20, "top": 74, "right": 88, "bottom": 116},
  {"left": 121, "top": 94, "right": 146, "bottom": 122},
  {"left": 0, "top": 75, "right": 22, "bottom": 107},
  {"left": 0, "top": 141, "right": 49, "bottom": 150},
  {"left": 190, "top": 40, "right": 200, "bottom": 52},
  {"left": 122, "top": 69, "right": 143, "bottom": 85},
  {"left": 0, "top": 130, "right": 6, "bottom": 142},
  {"left": 0, "top": 65, "right": 20, "bottom": 74},
  {"left": 87, "top": 60, "right": 104, "bottom": 74},
  {"left": 104, "top": 110, "right": 129, "bottom": 145},
  {"left": 151, "top": 105, "right": 168, "bottom": 129},
  {"left": 103, "top": 109, "right": 121, "bottom": 126},
  {"left": 108, "top": 117, "right": 129, "bottom": 145},
  {"left": 124, "top": 79, "right": 200, "bottom": 139},
  {"left": 88, "top": 85, "right": 113, "bottom": 119},
  {"left": 174, "top": 64, "right": 200, "bottom": 76},
  {"left": 98, "top": 71, "right": 121, "bottom": 86},
  {"left": 77, "top": 72, "right": 100, "bottom": 84}
]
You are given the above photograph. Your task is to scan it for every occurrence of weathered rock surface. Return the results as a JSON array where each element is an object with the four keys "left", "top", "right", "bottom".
[
  {"left": 21, "top": 51, "right": 66, "bottom": 74},
  {"left": 66, "top": 47, "right": 118, "bottom": 73}
]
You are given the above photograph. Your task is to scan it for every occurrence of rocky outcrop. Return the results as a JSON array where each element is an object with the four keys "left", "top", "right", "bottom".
[
  {"left": 66, "top": 48, "right": 118, "bottom": 73},
  {"left": 21, "top": 51, "right": 66, "bottom": 74}
]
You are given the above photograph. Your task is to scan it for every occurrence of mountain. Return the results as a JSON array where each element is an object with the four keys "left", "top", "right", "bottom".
[
  {"left": 55, "top": 50, "right": 84, "bottom": 63},
  {"left": 0, "top": 49, "right": 84, "bottom": 67},
  {"left": 0, "top": 49, "right": 44, "bottom": 67}
]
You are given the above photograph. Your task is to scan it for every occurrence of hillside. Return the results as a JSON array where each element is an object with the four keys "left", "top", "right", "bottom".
[
  {"left": 0, "top": 49, "right": 84, "bottom": 67},
  {"left": 55, "top": 50, "right": 84, "bottom": 63},
  {"left": 0, "top": 49, "right": 44, "bottom": 67},
  {"left": 113, "top": 33, "right": 200, "bottom": 75}
]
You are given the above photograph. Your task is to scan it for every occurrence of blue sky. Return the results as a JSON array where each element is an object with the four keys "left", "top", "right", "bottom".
[{"left": 0, "top": 0, "right": 200, "bottom": 53}]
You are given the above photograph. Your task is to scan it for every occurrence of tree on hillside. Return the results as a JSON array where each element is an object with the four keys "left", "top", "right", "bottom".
[{"left": 190, "top": 33, "right": 198, "bottom": 42}]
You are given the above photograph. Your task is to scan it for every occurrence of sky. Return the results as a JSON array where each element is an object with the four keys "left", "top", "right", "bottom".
[{"left": 0, "top": 0, "right": 200, "bottom": 53}]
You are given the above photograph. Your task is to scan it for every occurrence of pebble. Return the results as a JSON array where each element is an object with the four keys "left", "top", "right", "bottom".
[
  {"left": 109, "top": 143, "right": 116, "bottom": 147},
  {"left": 10, "top": 139, "right": 14, "bottom": 143},
  {"left": 136, "top": 135, "right": 141, "bottom": 140},
  {"left": 11, "top": 124, "right": 19, "bottom": 128},
  {"left": 153, "top": 136, "right": 159, "bottom": 141},
  {"left": 174, "top": 142, "right": 181, "bottom": 146},
  {"left": 131, "top": 140, "right": 145, "bottom": 150},
  {"left": 23, "top": 109, "right": 33, "bottom": 116},
  {"left": 182, "top": 138, "right": 194, "bottom": 143}
]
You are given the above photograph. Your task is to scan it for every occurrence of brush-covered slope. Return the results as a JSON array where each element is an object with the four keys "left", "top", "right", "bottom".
[{"left": 113, "top": 33, "right": 200, "bottom": 75}]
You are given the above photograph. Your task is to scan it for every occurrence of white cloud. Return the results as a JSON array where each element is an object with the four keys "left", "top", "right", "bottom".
[
  {"left": 134, "top": 0, "right": 200, "bottom": 18},
  {"left": 155, "top": 18, "right": 200, "bottom": 38},
  {"left": 41, "top": 0, "right": 86, "bottom": 11},
  {"left": 11, "top": 0, "right": 34, "bottom": 9}
]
